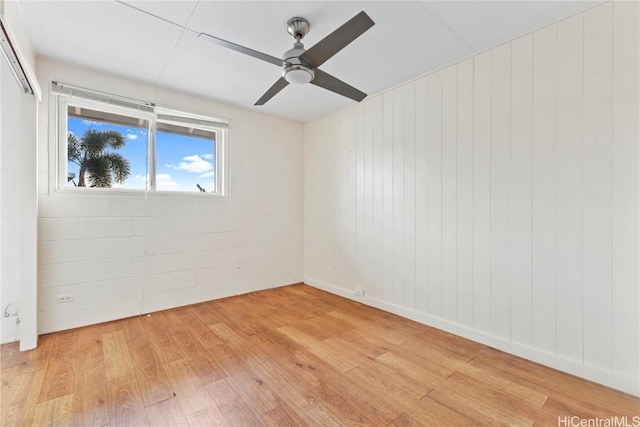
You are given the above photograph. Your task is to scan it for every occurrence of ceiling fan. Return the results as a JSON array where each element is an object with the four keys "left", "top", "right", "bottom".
[{"left": 197, "top": 11, "right": 375, "bottom": 106}]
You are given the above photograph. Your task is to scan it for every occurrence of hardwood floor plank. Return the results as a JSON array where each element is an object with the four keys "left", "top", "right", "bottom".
[
  {"left": 246, "top": 328, "right": 293, "bottom": 361},
  {"left": 204, "top": 342, "right": 250, "bottom": 378},
  {"left": 290, "top": 317, "right": 334, "bottom": 340},
  {"left": 203, "top": 378, "right": 262, "bottom": 425},
  {"left": 392, "top": 395, "right": 481, "bottom": 427},
  {"left": 0, "top": 365, "right": 19, "bottom": 399},
  {"left": 209, "top": 300, "right": 262, "bottom": 337},
  {"left": 186, "top": 407, "right": 226, "bottom": 427},
  {"left": 1, "top": 368, "right": 46, "bottom": 426},
  {"left": 309, "top": 380, "right": 386, "bottom": 426},
  {"left": 162, "top": 357, "right": 217, "bottom": 417},
  {"left": 164, "top": 320, "right": 226, "bottom": 387},
  {"left": 224, "top": 369, "right": 283, "bottom": 415},
  {"left": 209, "top": 322, "right": 266, "bottom": 367},
  {"left": 1, "top": 284, "right": 637, "bottom": 426},
  {"left": 140, "top": 313, "right": 183, "bottom": 365},
  {"left": 310, "top": 377, "right": 397, "bottom": 425},
  {"left": 273, "top": 348, "right": 332, "bottom": 388},
  {"left": 345, "top": 359, "right": 431, "bottom": 403},
  {"left": 101, "top": 318, "right": 126, "bottom": 334},
  {"left": 337, "top": 327, "right": 393, "bottom": 354},
  {"left": 323, "top": 334, "right": 387, "bottom": 361},
  {"left": 32, "top": 394, "right": 74, "bottom": 427},
  {"left": 174, "top": 307, "right": 225, "bottom": 349},
  {"left": 470, "top": 347, "right": 640, "bottom": 414},
  {"left": 0, "top": 341, "right": 21, "bottom": 368},
  {"left": 327, "top": 310, "right": 410, "bottom": 345},
  {"left": 122, "top": 316, "right": 185, "bottom": 407},
  {"left": 102, "top": 329, "right": 134, "bottom": 381},
  {"left": 38, "top": 331, "right": 78, "bottom": 402},
  {"left": 458, "top": 362, "right": 549, "bottom": 408},
  {"left": 251, "top": 360, "right": 348, "bottom": 427},
  {"left": 394, "top": 338, "right": 471, "bottom": 377},
  {"left": 3, "top": 334, "right": 55, "bottom": 376},
  {"left": 277, "top": 325, "right": 359, "bottom": 372},
  {"left": 162, "top": 311, "right": 207, "bottom": 357},
  {"left": 37, "top": 359, "right": 75, "bottom": 403},
  {"left": 249, "top": 319, "right": 302, "bottom": 354},
  {"left": 375, "top": 350, "right": 447, "bottom": 390},
  {"left": 415, "top": 395, "right": 484, "bottom": 426},
  {"left": 72, "top": 325, "right": 109, "bottom": 427},
  {"left": 107, "top": 374, "right": 149, "bottom": 426},
  {"left": 126, "top": 339, "right": 174, "bottom": 407},
  {"left": 262, "top": 309, "right": 307, "bottom": 328},
  {"left": 428, "top": 371, "right": 540, "bottom": 426},
  {"left": 261, "top": 403, "right": 309, "bottom": 427},
  {"left": 400, "top": 333, "right": 477, "bottom": 364},
  {"left": 408, "top": 327, "right": 488, "bottom": 358},
  {"left": 185, "top": 302, "right": 223, "bottom": 328},
  {"left": 375, "top": 345, "right": 458, "bottom": 381},
  {"left": 145, "top": 396, "right": 189, "bottom": 427}
]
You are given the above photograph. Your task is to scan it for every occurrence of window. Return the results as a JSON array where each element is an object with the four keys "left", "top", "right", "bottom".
[
  {"left": 55, "top": 82, "right": 227, "bottom": 194},
  {"left": 155, "top": 110, "right": 221, "bottom": 193}
]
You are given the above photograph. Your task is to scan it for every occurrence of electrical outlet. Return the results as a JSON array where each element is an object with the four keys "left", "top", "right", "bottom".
[
  {"left": 56, "top": 293, "right": 74, "bottom": 303},
  {"left": 354, "top": 287, "right": 365, "bottom": 297}
]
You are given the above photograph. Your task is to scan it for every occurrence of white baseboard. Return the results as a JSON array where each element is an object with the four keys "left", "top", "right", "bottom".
[{"left": 304, "top": 277, "right": 640, "bottom": 398}]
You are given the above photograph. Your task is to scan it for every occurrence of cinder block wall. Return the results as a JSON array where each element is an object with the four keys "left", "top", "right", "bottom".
[{"left": 35, "top": 58, "right": 304, "bottom": 334}]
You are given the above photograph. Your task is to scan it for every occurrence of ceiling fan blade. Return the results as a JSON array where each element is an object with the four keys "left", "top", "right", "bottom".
[
  {"left": 311, "top": 69, "right": 367, "bottom": 102},
  {"left": 198, "top": 33, "right": 282, "bottom": 67},
  {"left": 255, "top": 77, "right": 289, "bottom": 105},
  {"left": 300, "top": 11, "right": 374, "bottom": 68}
]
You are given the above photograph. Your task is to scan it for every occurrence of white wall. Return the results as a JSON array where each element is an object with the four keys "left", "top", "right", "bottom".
[
  {"left": 0, "top": 0, "right": 39, "bottom": 349},
  {"left": 1, "top": 53, "right": 23, "bottom": 343},
  {"left": 304, "top": 1, "right": 639, "bottom": 396},
  {"left": 36, "top": 58, "right": 303, "bottom": 334}
]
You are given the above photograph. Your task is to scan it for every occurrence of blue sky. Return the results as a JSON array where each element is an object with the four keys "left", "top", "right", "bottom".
[{"left": 67, "top": 117, "right": 215, "bottom": 192}]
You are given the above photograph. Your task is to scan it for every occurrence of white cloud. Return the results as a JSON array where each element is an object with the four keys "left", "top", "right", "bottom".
[
  {"left": 201, "top": 153, "right": 214, "bottom": 160},
  {"left": 131, "top": 173, "right": 181, "bottom": 191},
  {"left": 156, "top": 174, "right": 181, "bottom": 191},
  {"left": 174, "top": 155, "right": 212, "bottom": 174},
  {"left": 127, "top": 134, "right": 138, "bottom": 140},
  {"left": 199, "top": 171, "right": 215, "bottom": 178}
]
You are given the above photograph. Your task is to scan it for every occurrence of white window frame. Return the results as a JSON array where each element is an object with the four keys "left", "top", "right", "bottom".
[
  {"left": 54, "top": 83, "right": 228, "bottom": 196},
  {"left": 57, "top": 95, "right": 153, "bottom": 192},
  {"left": 154, "top": 107, "right": 227, "bottom": 195}
]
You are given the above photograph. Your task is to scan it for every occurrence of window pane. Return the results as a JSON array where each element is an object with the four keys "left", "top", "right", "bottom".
[
  {"left": 67, "top": 106, "right": 149, "bottom": 189},
  {"left": 155, "top": 127, "right": 216, "bottom": 193}
]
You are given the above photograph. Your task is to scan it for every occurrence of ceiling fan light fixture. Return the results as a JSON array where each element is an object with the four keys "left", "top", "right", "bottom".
[{"left": 283, "top": 64, "right": 315, "bottom": 84}]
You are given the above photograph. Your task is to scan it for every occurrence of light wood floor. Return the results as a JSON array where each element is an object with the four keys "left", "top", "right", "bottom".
[{"left": 1, "top": 284, "right": 638, "bottom": 426}]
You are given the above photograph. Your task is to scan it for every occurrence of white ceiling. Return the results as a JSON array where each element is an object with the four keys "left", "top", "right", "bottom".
[{"left": 19, "top": 0, "right": 598, "bottom": 123}]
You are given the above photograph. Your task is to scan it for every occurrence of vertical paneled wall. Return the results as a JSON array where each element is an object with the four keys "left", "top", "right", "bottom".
[{"left": 304, "top": 1, "right": 639, "bottom": 395}]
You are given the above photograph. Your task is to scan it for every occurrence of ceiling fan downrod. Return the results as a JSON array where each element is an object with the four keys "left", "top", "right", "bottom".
[{"left": 283, "top": 17, "right": 314, "bottom": 84}]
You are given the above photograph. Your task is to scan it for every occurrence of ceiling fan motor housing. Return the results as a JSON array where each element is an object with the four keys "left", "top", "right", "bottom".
[{"left": 282, "top": 41, "right": 315, "bottom": 84}]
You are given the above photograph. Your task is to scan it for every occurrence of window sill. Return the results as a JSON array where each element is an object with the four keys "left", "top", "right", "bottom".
[{"left": 53, "top": 187, "right": 228, "bottom": 199}]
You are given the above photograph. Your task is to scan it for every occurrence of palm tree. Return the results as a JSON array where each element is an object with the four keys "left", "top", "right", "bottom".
[{"left": 68, "top": 129, "right": 131, "bottom": 187}]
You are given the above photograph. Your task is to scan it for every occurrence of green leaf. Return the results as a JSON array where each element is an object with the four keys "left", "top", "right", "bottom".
[{"left": 72, "top": 129, "right": 131, "bottom": 188}]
